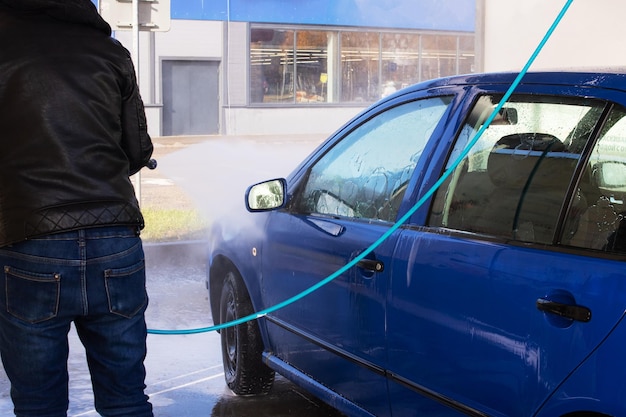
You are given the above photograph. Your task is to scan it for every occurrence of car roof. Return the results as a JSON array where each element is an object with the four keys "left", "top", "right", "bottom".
[{"left": 410, "top": 68, "right": 626, "bottom": 93}]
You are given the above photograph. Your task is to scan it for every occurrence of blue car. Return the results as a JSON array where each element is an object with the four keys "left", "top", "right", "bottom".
[{"left": 206, "top": 70, "right": 626, "bottom": 417}]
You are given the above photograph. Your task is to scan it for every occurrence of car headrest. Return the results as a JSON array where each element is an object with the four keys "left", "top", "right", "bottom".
[{"left": 487, "top": 133, "right": 575, "bottom": 189}]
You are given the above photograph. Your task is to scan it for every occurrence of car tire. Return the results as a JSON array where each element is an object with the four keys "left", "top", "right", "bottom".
[{"left": 219, "top": 270, "right": 275, "bottom": 395}]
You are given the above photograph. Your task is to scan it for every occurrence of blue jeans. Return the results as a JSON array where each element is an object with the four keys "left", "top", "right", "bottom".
[{"left": 0, "top": 226, "right": 153, "bottom": 417}]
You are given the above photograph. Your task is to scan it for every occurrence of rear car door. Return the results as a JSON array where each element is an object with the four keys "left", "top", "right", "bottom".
[
  {"left": 386, "top": 87, "right": 626, "bottom": 416},
  {"left": 259, "top": 93, "right": 455, "bottom": 416}
]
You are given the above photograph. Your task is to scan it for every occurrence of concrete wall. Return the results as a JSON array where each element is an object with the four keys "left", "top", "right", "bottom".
[{"left": 483, "top": 0, "right": 626, "bottom": 72}]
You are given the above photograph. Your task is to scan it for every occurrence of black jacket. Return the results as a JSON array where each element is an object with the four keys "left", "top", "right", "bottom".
[{"left": 0, "top": 0, "right": 154, "bottom": 247}]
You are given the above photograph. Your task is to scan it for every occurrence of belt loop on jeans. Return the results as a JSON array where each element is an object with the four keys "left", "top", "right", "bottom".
[{"left": 78, "top": 228, "right": 86, "bottom": 245}]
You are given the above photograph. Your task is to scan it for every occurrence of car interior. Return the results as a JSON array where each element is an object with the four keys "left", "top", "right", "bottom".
[{"left": 431, "top": 98, "right": 626, "bottom": 254}]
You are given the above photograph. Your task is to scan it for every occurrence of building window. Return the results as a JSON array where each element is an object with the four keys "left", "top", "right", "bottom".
[
  {"left": 381, "top": 33, "right": 421, "bottom": 97},
  {"left": 296, "top": 30, "right": 331, "bottom": 103},
  {"left": 341, "top": 31, "right": 380, "bottom": 103},
  {"left": 250, "top": 26, "right": 474, "bottom": 105},
  {"left": 250, "top": 28, "right": 295, "bottom": 104}
]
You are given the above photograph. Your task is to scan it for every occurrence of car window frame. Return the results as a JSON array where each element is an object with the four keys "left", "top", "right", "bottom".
[
  {"left": 417, "top": 84, "right": 626, "bottom": 259},
  {"left": 286, "top": 90, "right": 460, "bottom": 223}
]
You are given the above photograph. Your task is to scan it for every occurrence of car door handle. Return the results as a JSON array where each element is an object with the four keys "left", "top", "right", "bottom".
[
  {"left": 356, "top": 259, "right": 384, "bottom": 272},
  {"left": 536, "top": 298, "right": 591, "bottom": 322}
]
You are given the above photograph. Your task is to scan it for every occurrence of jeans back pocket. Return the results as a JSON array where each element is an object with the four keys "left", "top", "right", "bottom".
[
  {"left": 4, "top": 266, "right": 60, "bottom": 323},
  {"left": 104, "top": 260, "right": 147, "bottom": 318}
]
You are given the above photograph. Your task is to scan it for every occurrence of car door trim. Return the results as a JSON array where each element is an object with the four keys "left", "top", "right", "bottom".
[
  {"left": 266, "top": 315, "right": 387, "bottom": 376},
  {"left": 388, "top": 372, "right": 492, "bottom": 417},
  {"left": 266, "top": 315, "right": 490, "bottom": 417}
]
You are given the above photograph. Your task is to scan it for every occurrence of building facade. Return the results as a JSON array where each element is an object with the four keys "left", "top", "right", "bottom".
[
  {"left": 110, "top": 0, "right": 477, "bottom": 137},
  {"left": 482, "top": 0, "right": 625, "bottom": 73}
]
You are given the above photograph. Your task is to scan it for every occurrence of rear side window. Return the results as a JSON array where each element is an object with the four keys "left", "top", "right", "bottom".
[
  {"left": 429, "top": 94, "right": 606, "bottom": 245},
  {"left": 566, "top": 105, "right": 626, "bottom": 253}
]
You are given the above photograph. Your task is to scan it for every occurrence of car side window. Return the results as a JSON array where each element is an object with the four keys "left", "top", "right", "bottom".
[
  {"left": 296, "top": 96, "right": 453, "bottom": 221},
  {"left": 429, "top": 94, "right": 606, "bottom": 245},
  {"left": 566, "top": 105, "right": 626, "bottom": 252}
]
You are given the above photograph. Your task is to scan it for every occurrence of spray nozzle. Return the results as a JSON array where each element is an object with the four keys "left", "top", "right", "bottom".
[{"left": 146, "top": 159, "right": 158, "bottom": 170}]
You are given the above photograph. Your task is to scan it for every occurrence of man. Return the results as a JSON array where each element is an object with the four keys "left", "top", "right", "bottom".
[{"left": 0, "top": 0, "right": 154, "bottom": 416}]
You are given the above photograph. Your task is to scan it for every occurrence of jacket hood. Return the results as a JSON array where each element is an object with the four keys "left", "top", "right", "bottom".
[{"left": 0, "top": 0, "right": 111, "bottom": 35}]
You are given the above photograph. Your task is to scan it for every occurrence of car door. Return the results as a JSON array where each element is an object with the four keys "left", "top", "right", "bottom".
[
  {"left": 386, "top": 89, "right": 626, "bottom": 416},
  {"left": 258, "top": 94, "right": 455, "bottom": 416}
]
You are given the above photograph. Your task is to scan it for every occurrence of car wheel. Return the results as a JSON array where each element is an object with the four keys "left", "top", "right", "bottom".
[{"left": 219, "top": 270, "right": 275, "bottom": 395}]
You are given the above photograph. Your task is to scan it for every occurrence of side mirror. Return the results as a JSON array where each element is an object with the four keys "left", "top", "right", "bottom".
[
  {"left": 245, "top": 178, "right": 287, "bottom": 211},
  {"left": 491, "top": 107, "right": 518, "bottom": 125}
]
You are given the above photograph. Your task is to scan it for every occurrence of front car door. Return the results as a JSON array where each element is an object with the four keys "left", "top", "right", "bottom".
[
  {"left": 387, "top": 86, "right": 626, "bottom": 416},
  {"left": 259, "top": 93, "right": 455, "bottom": 416}
]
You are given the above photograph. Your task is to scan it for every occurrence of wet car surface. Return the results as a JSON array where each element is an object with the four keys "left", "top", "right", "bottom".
[{"left": 206, "top": 71, "right": 626, "bottom": 416}]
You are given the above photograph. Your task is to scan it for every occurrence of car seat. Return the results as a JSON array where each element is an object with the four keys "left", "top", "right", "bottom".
[
  {"left": 474, "top": 133, "right": 580, "bottom": 243},
  {"left": 569, "top": 195, "right": 625, "bottom": 251}
]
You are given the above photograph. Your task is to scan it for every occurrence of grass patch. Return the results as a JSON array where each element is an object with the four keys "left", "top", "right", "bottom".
[{"left": 141, "top": 208, "right": 209, "bottom": 242}]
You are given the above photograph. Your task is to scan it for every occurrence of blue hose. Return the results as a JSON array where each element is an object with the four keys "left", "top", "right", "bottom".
[{"left": 148, "top": 0, "right": 575, "bottom": 335}]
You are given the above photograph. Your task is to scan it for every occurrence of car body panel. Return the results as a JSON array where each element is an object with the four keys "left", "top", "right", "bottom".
[
  {"left": 534, "top": 312, "right": 626, "bottom": 417},
  {"left": 207, "top": 70, "right": 626, "bottom": 417},
  {"left": 261, "top": 213, "right": 397, "bottom": 415},
  {"left": 387, "top": 231, "right": 626, "bottom": 417}
]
